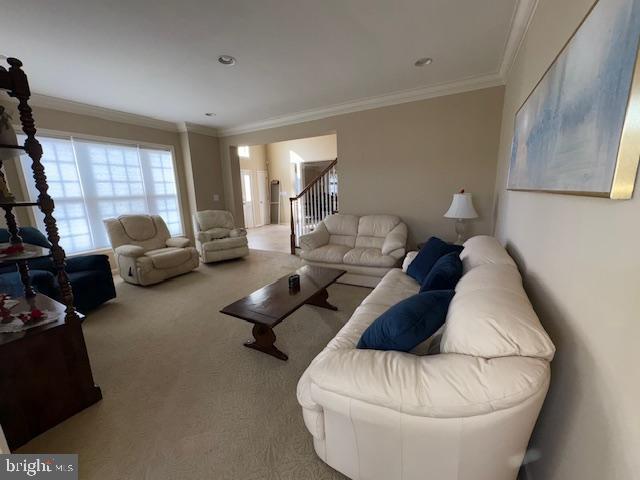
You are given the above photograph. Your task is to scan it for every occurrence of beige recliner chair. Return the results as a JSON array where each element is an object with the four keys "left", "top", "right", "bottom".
[
  {"left": 193, "top": 210, "right": 249, "bottom": 263},
  {"left": 104, "top": 214, "right": 199, "bottom": 286}
]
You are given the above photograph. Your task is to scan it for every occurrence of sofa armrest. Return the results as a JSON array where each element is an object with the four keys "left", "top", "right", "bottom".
[
  {"left": 381, "top": 223, "right": 408, "bottom": 255},
  {"left": 66, "top": 254, "right": 111, "bottom": 273},
  {"left": 305, "top": 348, "right": 550, "bottom": 418},
  {"left": 299, "top": 222, "right": 329, "bottom": 251},
  {"left": 229, "top": 228, "right": 247, "bottom": 238},
  {"left": 115, "top": 244, "right": 146, "bottom": 258},
  {"left": 402, "top": 251, "right": 418, "bottom": 272},
  {"left": 166, "top": 237, "right": 191, "bottom": 248}
]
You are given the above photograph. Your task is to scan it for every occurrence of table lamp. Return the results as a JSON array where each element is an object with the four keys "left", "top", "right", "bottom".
[{"left": 444, "top": 189, "right": 478, "bottom": 245}]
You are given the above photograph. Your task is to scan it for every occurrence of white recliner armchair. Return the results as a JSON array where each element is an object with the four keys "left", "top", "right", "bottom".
[
  {"left": 104, "top": 214, "right": 199, "bottom": 286},
  {"left": 193, "top": 210, "right": 249, "bottom": 263}
]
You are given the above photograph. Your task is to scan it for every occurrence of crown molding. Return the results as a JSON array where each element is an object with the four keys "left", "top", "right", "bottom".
[
  {"left": 219, "top": 72, "right": 504, "bottom": 137},
  {"left": 176, "top": 121, "right": 219, "bottom": 137},
  {"left": 499, "top": 0, "right": 539, "bottom": 79},
  {"left": 21, "top": 1, "right": 539, "bottom": 140},
  {"left": 29, "top": 93, "right": 180, "bottom": 132}
]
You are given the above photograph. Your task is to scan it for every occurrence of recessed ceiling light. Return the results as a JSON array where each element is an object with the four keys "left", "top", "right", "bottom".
[
  {"left": 218, "top": 55, "right": 236, "bottom": 66},
  {"left": 414, "top": 57, "right": 433, "bottom": 67},
  {"left": 205, "top": 112, "right": 215, "bottom": 117}
]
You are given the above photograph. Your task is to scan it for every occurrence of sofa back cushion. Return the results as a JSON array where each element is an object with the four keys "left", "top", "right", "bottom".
[
  {"left": 441, "top": 238, "right": 555, "bottom": 361},
  {"left": 324, "top": 214, "right": 359, "bottom": 247},
  {"left": 0, "top": 227, "right": 51, "bottom": 248},
  {"left": 195, "top": 210, "right": 235, "bottom": 231},
  {"left": 104, "top": 215, "right": 169, "bottom": 251},
  {"left": 355, "top": 215, "right": 401, "bottom": 249},
  {"left": 460, "top": 235, "right": 516, "bottom": 273}
]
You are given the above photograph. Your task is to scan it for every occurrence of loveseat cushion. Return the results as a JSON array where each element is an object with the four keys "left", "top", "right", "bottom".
[
  {"left": 300, "top": 244, "right": 351, "bottom": 264},
  {"left": 407, "top": 237, "right": 462, "bottom": 284},
  {"left": 343, "top": 247, "right": 397, "bottom": 268},
  {"left": 355, "top": 215, "right": 401, "bottom": 250},
  {"left": 420, "top": 251, "right": 462, "bottom": 292},
  {"left": 145, "top": 247, "right": 192, "bottom": 269},
  {"left": 357, "top": 290, "right": 455, "bottom": 352},
  {"left": 324, "top": 214, "right": 358, "bottom": 247}
]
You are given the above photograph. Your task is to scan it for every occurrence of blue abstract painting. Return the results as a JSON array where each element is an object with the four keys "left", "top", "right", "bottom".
[{"left": 508, "top": 0, "right": 640, "bottom": 196}]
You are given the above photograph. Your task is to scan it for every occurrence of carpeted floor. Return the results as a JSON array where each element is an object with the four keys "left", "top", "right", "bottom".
[{"left": 17, "top": 250, "right": 370, "bottom": 480}]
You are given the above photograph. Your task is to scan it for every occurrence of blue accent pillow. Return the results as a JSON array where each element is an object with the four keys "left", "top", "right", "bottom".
[
  {"left": 420, "top": 252, "right": 462, "bottom": 292},
  {"left": 0, "top": 227, "right": 51, "bottom": 248},
  {"left": 357, "top": 290, "right": 455, "bottom": 352},
  {"left": 407, "top": 237, "right": 462, "bottom": 285}
]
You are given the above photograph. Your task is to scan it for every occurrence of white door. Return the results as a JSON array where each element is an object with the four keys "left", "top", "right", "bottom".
[
  {"left": 241, "top": 170, "right": 255, "bottom": 228},
  {"left": 257, "top": 170, "right": 269, "bottom": 226}
]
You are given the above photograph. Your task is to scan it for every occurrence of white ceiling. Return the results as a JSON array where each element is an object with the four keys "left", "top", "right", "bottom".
[{"left": 1, "top": 0, "right": 525, "bottom": 134}]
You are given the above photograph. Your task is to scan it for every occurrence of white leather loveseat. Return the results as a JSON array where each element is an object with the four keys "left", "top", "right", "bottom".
[
  {"left": 104, "top": 214, "right": 199, "bottom": 286},
  {"left": 299, "top": 214, "right": 407, "bottom": 287},
  {"left": 297, "top": 236, "right": 555, "bottom": 480}
]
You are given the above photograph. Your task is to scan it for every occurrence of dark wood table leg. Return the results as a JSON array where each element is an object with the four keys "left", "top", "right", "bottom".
[
  {"left": 305, "top": 288, "right": 338, "bottom": 311},
  {"left": 244, "top": 324, "right": 288, "bottom": 361}
]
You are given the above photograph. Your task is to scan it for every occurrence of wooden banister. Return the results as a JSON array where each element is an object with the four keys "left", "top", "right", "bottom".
[{"left": 289, "top": 158, "right": 338, "bottom": 254}]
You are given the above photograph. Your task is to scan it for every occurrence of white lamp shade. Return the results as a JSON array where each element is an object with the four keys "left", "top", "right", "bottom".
[{"left": 444, "top": 192, "right": 478, "bottom": 219}]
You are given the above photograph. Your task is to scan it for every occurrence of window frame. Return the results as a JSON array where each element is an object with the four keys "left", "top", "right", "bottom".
[{"left": 14, "top": 126, "right": 186, "bottom": 256}]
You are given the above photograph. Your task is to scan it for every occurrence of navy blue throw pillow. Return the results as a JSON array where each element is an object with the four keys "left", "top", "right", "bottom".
[
  {"left": 406, "top": 237, "right": 462, "bottom": 284},
  {"left": 0, "top": 227, "right": 51, "bottom": 248},
  {"left": 357, "top": 290, "right": 455, "bottom": 352},
  {"left": 420, "top": 252, "right": 462, "bottom": 292}
]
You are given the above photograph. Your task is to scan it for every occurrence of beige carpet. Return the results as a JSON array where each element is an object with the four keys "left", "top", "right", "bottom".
[{"left": 18, "top": 250, "right": 370, "bottom": 480}]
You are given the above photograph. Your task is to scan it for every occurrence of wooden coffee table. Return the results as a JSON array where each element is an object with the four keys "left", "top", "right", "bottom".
[{"left": 220, "top": 265, "right": 346, "bottom": 361}]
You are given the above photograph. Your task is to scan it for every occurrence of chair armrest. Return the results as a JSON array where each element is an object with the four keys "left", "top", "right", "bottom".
[
  {"left": 166, "top": 237, "right": 191, "bottom": 248},
  {"left": 299, "top": 222, "right": 329, "bottom": 251},
  {"left": 229, "top": 228, "right": 247, "bottom": 238},
  {"left": 381, "top": 223, "right": 408, "bottom": 255},
  {"left": 305, "top": 349, "right": 549, "bottom": 418},
  {"left": 115, "top": 245, "right": 146, "bottom": 258},
  {"left": 66, "top": 254, "right": 111, "bottom": 273}
]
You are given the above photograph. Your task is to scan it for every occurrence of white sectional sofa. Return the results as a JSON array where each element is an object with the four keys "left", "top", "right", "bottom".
[
  {"left": 299, "top": 214, "right": 407, "bottom": 287},
  {"left": 297, "top": 235, "right": 555, "bottom": 480}
]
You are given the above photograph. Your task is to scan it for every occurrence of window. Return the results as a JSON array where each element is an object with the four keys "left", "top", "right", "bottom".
[
  {"left": 238, "top": 145, "right": 250, "bottom": 157},
  {"left": 18, "top": 134, "right": 183, "bottom": 254}
]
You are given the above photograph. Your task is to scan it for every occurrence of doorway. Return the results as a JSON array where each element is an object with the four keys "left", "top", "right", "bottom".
[{"left": 234, "top": 134, "right": 337, "bottom": 254}]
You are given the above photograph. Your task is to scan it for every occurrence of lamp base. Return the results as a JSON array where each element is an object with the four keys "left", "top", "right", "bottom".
[{"left": 454, "top": 219, "right": 467, "bottom": 245}]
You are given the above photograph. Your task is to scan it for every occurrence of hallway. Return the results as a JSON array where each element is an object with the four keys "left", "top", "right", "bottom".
[{"left": 246, "top": 224, "right": 291, "bottom": 254}]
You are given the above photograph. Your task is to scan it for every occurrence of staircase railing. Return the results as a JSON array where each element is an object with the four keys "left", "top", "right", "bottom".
[{"left": 290, "top": 158, "right": 338, "bottom": 254}]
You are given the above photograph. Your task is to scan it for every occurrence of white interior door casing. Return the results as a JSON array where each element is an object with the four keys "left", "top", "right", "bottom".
[
  {"left": 257, "top": 170, "right": 269, "bottom": 226},
  {"left": 241, "top": 170, "right": 255, "bottom": 228}
]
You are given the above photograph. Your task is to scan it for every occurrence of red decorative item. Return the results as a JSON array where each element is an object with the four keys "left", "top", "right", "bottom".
[{"left": 0, "top": 243, "right": 24, "bottom": 255}]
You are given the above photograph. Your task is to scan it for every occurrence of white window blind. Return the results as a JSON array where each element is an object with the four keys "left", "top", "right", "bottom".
[{"left": 19, "top": 135, "right": 183, "bottom": 254}]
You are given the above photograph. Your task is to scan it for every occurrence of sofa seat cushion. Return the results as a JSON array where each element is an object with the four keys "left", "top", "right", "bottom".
[
  {"left": 361, "top": 269, "right": 419, "bottom": 308},
  {"left": 343, "top": 247, "right": 397, "bottom": 268},
  {"left": 202, "top": 236, "right": 248, "bottom": 251},
  {"left": 357, "top": 290, "right": 455, "bottom": 352},
  {"left": 300, "top": 245, "right": 351, "bottom": 264},
  {"left": 145, "top": 247, "right": 191, "bottom": 269}
]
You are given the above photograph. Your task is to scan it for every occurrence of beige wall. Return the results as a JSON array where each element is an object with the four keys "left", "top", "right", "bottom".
[
  {"left": 266, "top": 134, "right": 337, "bottom": 224},
  {"left": 220, "top": 86, "right": 504, "bottom": 246},
  {"left": 239, "top": 144, "right": 267, "bottom": 171},
  {"left": 181, "top": 130, "right": 225, "bottom": 217},
  {"left": 493, "top": 0, "right": 640, "bottom": 479}
]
